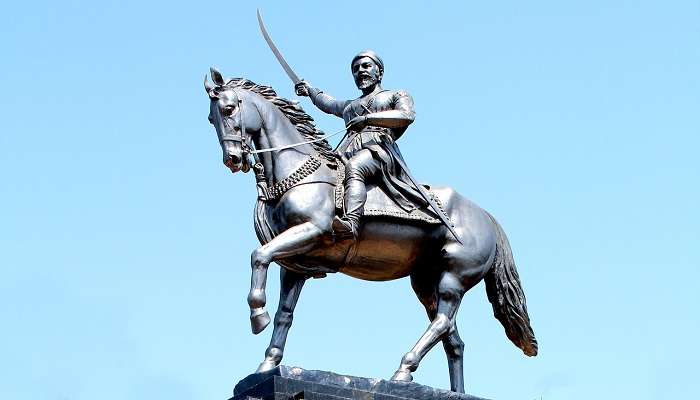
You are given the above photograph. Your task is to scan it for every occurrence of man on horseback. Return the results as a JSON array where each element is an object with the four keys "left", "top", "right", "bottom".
[{"left": 295, "top": 50, "right": 428, "bottom": 239}]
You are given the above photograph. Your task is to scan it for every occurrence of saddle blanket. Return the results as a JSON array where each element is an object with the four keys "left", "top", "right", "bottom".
[{"left": 333, "top": 161, "right": 444, "bottom": 225}]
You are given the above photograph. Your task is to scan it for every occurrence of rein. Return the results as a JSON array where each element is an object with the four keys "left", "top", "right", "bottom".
[
  {"left": 220, "top": 90, "right": 340, "bottom": 201},
  {"left": 247, "top": 127, "right": 346, "bottom": 154},
  {"left": 219, "top": 90, "right": 346, "bottom": 155}
]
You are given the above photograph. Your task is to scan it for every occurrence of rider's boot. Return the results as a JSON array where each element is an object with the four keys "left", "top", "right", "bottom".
[{"left": 332, "top": 178, "right": 366, "bottom": 240}]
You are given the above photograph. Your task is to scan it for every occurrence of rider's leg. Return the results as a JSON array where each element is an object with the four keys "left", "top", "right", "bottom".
[{"left": 333, "top": 149, "right": 381, "bottom": 238}]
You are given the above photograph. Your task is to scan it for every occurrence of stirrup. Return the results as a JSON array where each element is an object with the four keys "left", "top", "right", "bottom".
[{"left": 332, "top": 216, "right": 358, "bottom": 240}]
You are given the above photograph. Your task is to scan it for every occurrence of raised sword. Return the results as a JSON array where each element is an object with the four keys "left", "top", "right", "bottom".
[{"left": 257, "top": 9, "right": 301, "bottom": 85}]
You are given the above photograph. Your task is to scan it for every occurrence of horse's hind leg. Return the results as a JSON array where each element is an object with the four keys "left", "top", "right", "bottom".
[
  {"left": 392, "top": 271, "right": 465, "bottom": 384},
  {"left": 409, "top": 272, "right": 465, "bottom": 392},
  {"left": 257, "top": 268, "right": 308, "bottom": 373},
  {"left": 443, "top": 325, "right": 465, "bottom": 392}
]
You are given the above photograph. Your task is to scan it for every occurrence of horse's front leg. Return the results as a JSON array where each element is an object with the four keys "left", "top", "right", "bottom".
[
  {"left": 248, "top": 221, "right": 324, "bottom": 334},
  {"left": 257, "top": 268, "right": 308, "bottom": 372}
]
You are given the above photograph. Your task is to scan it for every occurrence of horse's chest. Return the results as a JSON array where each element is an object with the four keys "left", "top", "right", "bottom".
[{"left": 265, "top": 187, "right": 335, "bottom": 233}]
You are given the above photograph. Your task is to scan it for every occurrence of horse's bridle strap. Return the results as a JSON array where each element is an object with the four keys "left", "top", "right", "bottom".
[
  {"left": 221, "top": 127, "right": 347, "bottom": 154},
  {"left": 221, "top": 91, "right": 346, "bottom": 155}
]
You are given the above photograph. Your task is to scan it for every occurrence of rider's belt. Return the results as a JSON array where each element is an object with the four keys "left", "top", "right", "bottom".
[
  {"left": 345, "top": 127, "right": 389, "bottom": 138},
  {"left": 361, "top": 126, "right": 394, "bottom": 141},
  {"left": 346, "top": 126, "right": 394, "bottom": 143},
  {"left": 360, "top": 126, "right": 391, "bottom": 134}
]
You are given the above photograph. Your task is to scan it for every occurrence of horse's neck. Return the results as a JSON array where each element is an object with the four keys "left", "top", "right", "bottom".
[{"left": 251, "top": 96, "right": 316, "bottom": 184}]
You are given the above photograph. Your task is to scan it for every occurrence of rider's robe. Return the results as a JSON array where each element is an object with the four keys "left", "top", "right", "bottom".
[{"left": 310, "top": 88, "right": 428, "bottom": 213}]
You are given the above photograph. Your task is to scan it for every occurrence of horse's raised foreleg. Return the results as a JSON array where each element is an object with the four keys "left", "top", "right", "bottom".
[
  {"left": 248, "top": 221, "right": 324, "bottom": 334},
  {"left": 391, "top": 271, "right": 465, "bottom": 383},
  {"left": 256, "top": 268, "right": 307, "bottom": 372}
]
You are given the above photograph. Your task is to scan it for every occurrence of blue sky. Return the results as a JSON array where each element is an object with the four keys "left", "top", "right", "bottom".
[{"left": 1, "top": 1, "right": 698, "bottom": 399}]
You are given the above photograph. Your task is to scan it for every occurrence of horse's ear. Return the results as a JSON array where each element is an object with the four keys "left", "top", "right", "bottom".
[
  {"left": 210, "top": 67, "right": 225, "bottom": 85},
  {"left": 204, "top": 74, "right": 215, "bottom": 95}
]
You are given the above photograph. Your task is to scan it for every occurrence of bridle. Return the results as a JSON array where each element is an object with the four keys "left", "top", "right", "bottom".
[
  {"left": 217, "top": 89, "right": 257, "bottom": 173},
  {"left": 218, "top": 91, "right": 247, "bottom": 146},
  {"left": 218, "top": 89, "right": 346, "bottom": 160},
  {"left": 213, "top": 86, "right": 348, "bottom": 201},
  {"left": 215, "top": 88, "right": 337, "bottom": 201}
]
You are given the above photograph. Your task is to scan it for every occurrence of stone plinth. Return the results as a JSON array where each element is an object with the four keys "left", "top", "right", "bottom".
[{"left": 232, "top": 366, "right": 490, "bottom": 400}]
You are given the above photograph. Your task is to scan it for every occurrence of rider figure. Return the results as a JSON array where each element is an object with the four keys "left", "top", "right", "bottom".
[{"left": 296, "top": 50, "right": 427, "bottom": 239}]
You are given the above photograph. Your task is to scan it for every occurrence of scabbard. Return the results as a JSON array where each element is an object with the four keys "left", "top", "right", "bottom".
[{"left": 383, "top": 142, "right": 463, "bottom": 244}]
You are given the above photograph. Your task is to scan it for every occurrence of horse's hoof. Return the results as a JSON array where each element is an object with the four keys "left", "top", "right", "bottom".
[
  {"left": 256, "top": 360, "right": 278, "bottom": 373},
  {"left": 250, "top": 308, "right": 271, "bottom": 334},
  {"left": 390, "top": 370, "right": 413, "bottom": 382}
]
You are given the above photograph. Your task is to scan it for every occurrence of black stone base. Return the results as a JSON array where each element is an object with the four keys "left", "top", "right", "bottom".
[{"left": 232, "top": 366, "right": 489, "bottom": 400}]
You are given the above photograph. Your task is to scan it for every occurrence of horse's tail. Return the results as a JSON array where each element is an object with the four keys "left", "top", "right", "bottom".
[{"left": 484, "top": 212, "right": 538, "bottom": 356}]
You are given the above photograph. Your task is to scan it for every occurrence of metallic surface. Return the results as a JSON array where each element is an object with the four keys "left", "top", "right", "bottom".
[{"left": 205, "top": 73, "right": 538, "bottom": 393}]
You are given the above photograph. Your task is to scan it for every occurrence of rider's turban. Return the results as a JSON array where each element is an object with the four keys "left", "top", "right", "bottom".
[{"left": 351, "top": 50, "right": 384, "bottom": 74}]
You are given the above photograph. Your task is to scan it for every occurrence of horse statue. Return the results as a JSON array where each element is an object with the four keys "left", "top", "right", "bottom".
[{"left": 204, "top": 68, "right": 537, "bottom": 393}]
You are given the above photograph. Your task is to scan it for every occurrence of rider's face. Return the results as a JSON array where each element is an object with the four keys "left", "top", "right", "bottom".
[{"left": 352, "top": 57, "right": 382, "bottom": 90}]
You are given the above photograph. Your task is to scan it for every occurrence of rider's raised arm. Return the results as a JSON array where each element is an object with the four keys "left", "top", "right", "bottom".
[
  {"left": 365, "top": 90, "right": 416, "bottom": 129},
  {"left": 307, "top": 87, "right": 350, "bottom": 118}
]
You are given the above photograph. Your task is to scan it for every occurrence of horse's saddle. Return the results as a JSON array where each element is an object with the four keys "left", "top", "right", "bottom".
[{"left": 332, "top": 161, "right": 443, "bottom": 225}]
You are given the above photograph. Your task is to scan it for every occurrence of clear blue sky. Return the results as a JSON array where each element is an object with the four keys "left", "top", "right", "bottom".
[{"left": 2, "top": 1, "right": 698, "bottom": 399}]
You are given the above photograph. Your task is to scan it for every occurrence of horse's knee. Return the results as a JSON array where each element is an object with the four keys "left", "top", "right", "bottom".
[
  {"left": 274, "top": 309, "right": 293, "bottom": 327},
  {"left": 251, "top": 248, "right": 271, "bottom": 268}
]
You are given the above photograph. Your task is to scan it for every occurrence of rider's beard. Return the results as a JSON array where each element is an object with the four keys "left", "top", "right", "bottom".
[{"left": 356, "top": 75, "right": 378, "bottom": 90}]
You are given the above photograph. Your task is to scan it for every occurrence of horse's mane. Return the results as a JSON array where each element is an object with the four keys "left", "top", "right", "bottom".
[{"left": 224, "top": 78, "right": 336, "bottom": 161}]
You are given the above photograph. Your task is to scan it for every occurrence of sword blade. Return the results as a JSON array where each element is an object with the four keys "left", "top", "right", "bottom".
[{"left": 257, "top": 9, "right": 301, "bottom": 85}]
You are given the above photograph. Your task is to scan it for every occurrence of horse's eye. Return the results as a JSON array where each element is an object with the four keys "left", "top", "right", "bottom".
[{"left": 222, "top": 105, "right": 236, "bottom": 117}]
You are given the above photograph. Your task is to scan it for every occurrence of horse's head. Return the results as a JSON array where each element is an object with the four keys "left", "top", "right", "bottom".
[{"left": 205, "top": 68, "right": 263, "bottom": 174}]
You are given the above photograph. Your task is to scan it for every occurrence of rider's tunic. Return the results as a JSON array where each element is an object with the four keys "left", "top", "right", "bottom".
[{"left": 310, "top": 89, "right": 427, "bottom": 212}]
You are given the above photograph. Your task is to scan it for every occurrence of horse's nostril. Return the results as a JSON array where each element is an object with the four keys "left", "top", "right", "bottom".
[{"left": 230, "top": 154, "right": 242, "bottom": 165}]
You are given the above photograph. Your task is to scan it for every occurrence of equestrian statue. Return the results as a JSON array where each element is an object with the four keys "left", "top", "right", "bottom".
[{"left": 201, "top": 12, "right": 538, "bottom": 394}]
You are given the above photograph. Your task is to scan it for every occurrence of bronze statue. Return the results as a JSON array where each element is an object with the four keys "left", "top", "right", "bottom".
[{"left": 201, "top": 12, "right": 538, "bottom": 394}]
